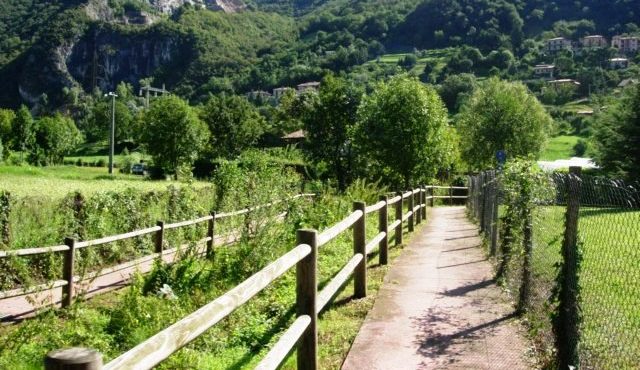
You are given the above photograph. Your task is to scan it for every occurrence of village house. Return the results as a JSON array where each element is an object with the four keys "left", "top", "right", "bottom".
[
  {"left": 612, "top": 36, "right": 639, "bottom": 54},
  {"left": 609, "top": 58, "right": 629, "bottom": 69},
  {"left": 533, "top": 64, "right": 555, "bottom": 79},
  {"left": 546, "top": 37, "right": 573, "bottom": 53},
  {"left": 272, "top": 87, "right": 295, "bottom": 101},
  {"left": 548, "top": 79, "right": 581, "bottom": 89},
  {"left": 246, "top": 90, "right": 272, "bottom": 101},
  {"left": 297, "top": 81, "right": 321, "bottom": 92},
  {"left": 581, "top": 35, "right": 608, "bottom": 49}
]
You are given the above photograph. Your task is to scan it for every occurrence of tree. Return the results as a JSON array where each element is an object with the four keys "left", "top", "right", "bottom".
[
  {"left": 355, "top": 75, "right": 454, "bottom": 187},
  {"left": 0, "top": 109, "right": 15, "bottom": 147},
  {"left": 303, "top": 75, "right": 362, "bottom": 190},
  {"left": 140, "top": 95, "right": 209, "bottom": 178},
  {"left": 29, "top": 114, "right": 83, "bottom": 165},
  {"left": 200, "top": 94, "right": 266, "bottom": 159},
  {"left": 591, "top": 85, "right": 640, "bottom": 181},
  {"left": 438, "top": 73, "right": 478, "bottom": 113},
  {"left": 11, "top": 105, "right": 35, "bottom": 161},
  {"left": 458, "top": 78, "right": 552, "bottom": 170}
]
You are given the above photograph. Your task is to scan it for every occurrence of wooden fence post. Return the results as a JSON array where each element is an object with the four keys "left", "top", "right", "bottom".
[
  {"left": 353, "top": 202, "right": 367, "bottom": 299},
  {"left": 449, "top": 186, "right": 453, "bottom": 206},
  {"left": 557, "top": 166, "right": 582, "bottom": 369},
  {"left": 155, "top": 221, "right": 165, "bottom": 257},
  {"left": 395, "top": 192, "right": 403, "bottom": 245},
  {"left": 414, "top": 189, "right": 421, "bottom": 224},
  {"left": 421, "top": 185, "right": 427, "bottom": 220},
  {"left": 296, "top": 229, "right": 318, "bottom": 370},
  {"left": 408, "top": 189, "right": 414, "bottom": 233},
  {"left": 378, "top": 195, "right": 388, "bottom": 265},
  {"left": 490, "top": 175, "right": 499, "bottom": 256},
  {"left": 429, "top": 186, "right": 434, "bottom": 207},
  {"left": 62, "top": 238, "right": 75, "bottom": 308},
  {"left": 45, "top": 347, "right": 102, "bottom": 370},
  {"left": 206, "top": 212, "right": 216, "bottom": 259},
  {"left": 518, "top": 209, "right": 533, "bottom": 313}
]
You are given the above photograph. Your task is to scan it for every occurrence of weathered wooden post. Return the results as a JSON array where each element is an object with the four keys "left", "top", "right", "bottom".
[
  {"left": 155, "top": 221, "right": 165, "bottom": 257},
  {"left": 353, "top": 202, "right": 367, "bottom": 298},
  {"left": 421, "top": 185, "right": 427, "bottom": 220},
  {"left": 449, "top": 186, "right": 453, "bottom": 206},
  {"left": 416, "top": 189, "right": 423, "bottom": 224},
  {"left": 490, "top": 176, "right": 499, "bottom": 256},
  {"left": 296, "top": 229, "right": 318, "bottom": 370},
  {"left": 395, "top": 192, "right": 403, "bottom": 245},
  {"left": 378, "top": 195, "right": 388, "bottom": 265},
  {"left": 518, "top": 210, "right": 533, "bottom": 314},
  {"left": 557, "top": 166, "right": 582, "bottom": 369},
  {"left": 62, "top": 238, "right": 76, "bottom": 308},
  {"left": 45, "top": 347, "right": 102, "bottom": 370},
  {"left": 408, "top": 189, "right": 414, "bottom": 233},
  {"left": 429, "top": 186, "right": 435, "bottom": 207},
  {"left": 206, "top": 212, "right": 216, "bottom": 259}
]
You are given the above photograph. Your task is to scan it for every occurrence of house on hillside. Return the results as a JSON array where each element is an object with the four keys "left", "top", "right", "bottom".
[
  {"left": 548, "top": 79, "right": 581, "bottom": 87},
  {"left": 297, "top": 82, "right": 321, "bottom": 93},
  {"left": 534, "top": 64, "right": 555, "bottom": 79},
  {"left": 581, "top": 35, "right": 608, "bottom": 49},
  {"left": 281, "top": 129, "right": 306, "bottom": 145},
  {"left": 618, "top": 78, "right": 638, "bottom": 88},
  {"left": 273, "top": 87, "right": 295, "bottom": 101},
  {"left": 609, "top": 58, "right": 629, "bottom": 69},
  {"left": 612, "top": 36, "right": 639, "bottom": 54},
  {"left": 546, "top": 37, "right": 573, "bottom": 53},
  {"left": 246, "top": 90, "right": 272, "bottom": 101}
]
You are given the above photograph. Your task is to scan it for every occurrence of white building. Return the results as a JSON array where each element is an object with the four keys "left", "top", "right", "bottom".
[
  {"left": 581, "top": 35, "right": 608, "bottom": 49},
  {"left": 272, "top": 87, "right": 295, "bottom": 101},
  {"left": 612, "top": 36, "right": 639, "bottom": 54},
  {"left": 297, "top": 81, "right": 321, "bottom": 93},
  {"left": 546, "top": 37, "right": 573, "bottom": 52},
  {"left": 609, "top": 58, "right": 629, "bottom": 69},
  {"left": 534, "top": 64, "right": 555, "bottom": 79}
]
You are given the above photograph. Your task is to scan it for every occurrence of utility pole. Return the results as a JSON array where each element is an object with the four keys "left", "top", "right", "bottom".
[{"left": 105, "top": 92, "right": 118, "bottom": 175}]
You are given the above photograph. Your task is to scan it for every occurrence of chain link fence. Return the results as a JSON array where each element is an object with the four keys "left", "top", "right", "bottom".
[{"left": 468, "top": 167, "right": 640, "bottom": 369}]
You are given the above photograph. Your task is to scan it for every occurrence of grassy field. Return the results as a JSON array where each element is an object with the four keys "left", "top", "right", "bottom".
[
  {"left": 369, "top": 48, "right": 457, "bottom": 75},
  {"left": 528, "top": 206, "right": 640, "bottom": 368},
  {"left": 0, "top": 165, "right": 208, "bottom": 199},
  {"left": 540, "top": 135, "right": 580, "bottom": 161}
]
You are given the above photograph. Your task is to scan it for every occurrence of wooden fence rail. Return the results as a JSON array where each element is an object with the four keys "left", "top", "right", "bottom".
[
  {"left": 0, "top": 194, "right": 315, "bottom": 311},
  {"left": 43, "top": 186, "right": 469, "bottom": 370}
]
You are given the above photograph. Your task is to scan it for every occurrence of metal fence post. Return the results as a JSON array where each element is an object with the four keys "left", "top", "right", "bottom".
[
  {"left": 45, "top": 348, "right": 102, "bottom": 370},
  {"left": 206, "top": 212, "right": 216, "bottom": 259},
  {"left": 296, "top": 229, "right": 318, "bottom": 370},
  {"left": 408, "top": 189, "right": 414, "bottom": 232},
  {"left": 379, "top": 195, "right": 388, "bottom": 265},
  {"left": 557, "top": 166, "right": 582, "bottom": 369},
  {"left": 353, "top": 202, "right": 367, "bottom": 298},
  {"left": 62, "top": 238, "right": 76, "bottom": 308},
  {"left": 395, "top": 192, "right": 403, "bottom": 245},
  {"left": 518, "top": 209, "right": 533, "bottom": 313}
]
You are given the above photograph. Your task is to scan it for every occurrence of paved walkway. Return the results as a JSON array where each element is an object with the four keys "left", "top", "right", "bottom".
[{"left": 343, "top": 207, "right": 532, "bottom": 370}]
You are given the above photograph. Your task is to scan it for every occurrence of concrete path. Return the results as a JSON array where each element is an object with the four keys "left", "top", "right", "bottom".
[{"left": 342, "top": 207, "right": 532, "bottom": 370}]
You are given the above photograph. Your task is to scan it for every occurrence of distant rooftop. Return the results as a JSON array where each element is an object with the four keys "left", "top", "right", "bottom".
[{"left": 282, "top": 129, "right": 306, "bottom": 140}]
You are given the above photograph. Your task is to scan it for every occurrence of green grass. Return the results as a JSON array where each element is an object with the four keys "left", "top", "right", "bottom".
[
  {"left": 369, "top": 48, "right": 456, "bottom": 75},
  {"left": 528, "top": 206, "right": 640, "bottom": 368},
  {"left": 0, "top": 165, "right": 208, "bottom": 198},
  {"left": 540, "top": 135, "right": 580, "bottom": 161},
  {"left": 0, "top": 191, "right": 422, "bottom": 370}
]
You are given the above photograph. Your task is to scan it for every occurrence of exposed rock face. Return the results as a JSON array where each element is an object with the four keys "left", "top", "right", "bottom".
[{"left": 148, "top": 0, "right": 245, "bottom": 14}]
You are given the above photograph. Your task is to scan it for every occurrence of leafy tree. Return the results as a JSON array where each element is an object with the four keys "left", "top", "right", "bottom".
[
  {"left": 398, "top": 54, "right": 418, "bottom": 70},
  {"left": 200, "top": 94, "right": 266, "bottom": 160},
  {"left": 0, "top": 109, "right": 15, "bottom": 146},
  {"left": 592, "top": 85, "right": 640, "bottom": 181},
  {"left": 302, "top": 75, "right": 362, "bottom": 190},
  {"left": 11, "top": 105, "right": 35, "bottom": 160},
  {"left": 458, "top": 78, "right": 552, "bottom": 170},
  {"left": 29, "top": 114, "right": 82, "bottom": 165},
  {"left": 355, "top": 75, "right": 454, "bottom": 187},
  {"left": 438, "top": 73, "right": 478, "bottom": 113},
  {"left": 140, "top": 95, "right": 209, "bottom": 178}
]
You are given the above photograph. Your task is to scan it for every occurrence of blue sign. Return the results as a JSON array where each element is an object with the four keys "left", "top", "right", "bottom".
[{"left": 496, "top": 150, "right": 507, "bottom": 164}]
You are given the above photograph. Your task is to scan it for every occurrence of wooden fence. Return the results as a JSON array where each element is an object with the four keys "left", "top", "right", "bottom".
[
  {"left": 0, "top": 194, "right": 314, "bottom": 317},
  {"left": 41, "top": 186, "right": 468, "bottom": 370}
]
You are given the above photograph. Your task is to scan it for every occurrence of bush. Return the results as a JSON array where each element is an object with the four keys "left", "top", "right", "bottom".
[{"left": 573, "top": 139, "right": 588, "bottom": 157}]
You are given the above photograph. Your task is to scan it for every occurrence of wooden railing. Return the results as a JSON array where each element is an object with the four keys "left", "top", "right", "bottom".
[
  {"left": 43, "top": 186, "right": 469, "bottom": 370},
  {"left": 0, "top": 194, "right": 315, "bottom": 311}
]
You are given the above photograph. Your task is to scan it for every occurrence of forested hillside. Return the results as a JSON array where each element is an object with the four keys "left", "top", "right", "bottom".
[{"left": 0, "top": 0, "right": 639, "bottom": 109}]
